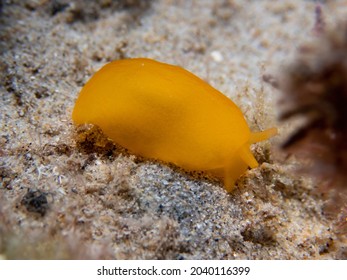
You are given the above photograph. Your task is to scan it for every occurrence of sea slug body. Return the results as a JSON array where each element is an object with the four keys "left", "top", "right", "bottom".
[{"left": 72, "top": 58, "right": 276, "bottom": 192}]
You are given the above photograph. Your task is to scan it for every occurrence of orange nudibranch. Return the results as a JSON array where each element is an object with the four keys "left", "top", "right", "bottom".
[{"left": 73, "top": 58, "right": 277, "bottom": 192}]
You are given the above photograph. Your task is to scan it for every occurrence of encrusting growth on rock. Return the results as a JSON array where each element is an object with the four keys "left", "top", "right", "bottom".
[
  {"left": 279, "top": 20, "right": 347, "bottom": 188},
  {"left": 276, "top": 19, "right": 347, "bottom": 235}
]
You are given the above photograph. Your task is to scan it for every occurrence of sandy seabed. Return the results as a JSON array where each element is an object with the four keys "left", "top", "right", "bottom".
[{"left": 0, "top": 0, "right": 346, "bottom": 259}]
